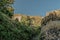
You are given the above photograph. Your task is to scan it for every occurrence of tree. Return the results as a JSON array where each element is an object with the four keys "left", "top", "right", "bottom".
[
  {"left": 0, "top": 0, "right": 41, "bottom": 40},
  {"left": 0, "top": 0, "right": 14, "bottom": 18}
]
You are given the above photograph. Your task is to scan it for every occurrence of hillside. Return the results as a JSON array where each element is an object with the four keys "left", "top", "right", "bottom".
[
  {"left": 12, "top": 10, "right": 60, "bottom": 28},
  {"left": 12, "top": 14, "right": 42, "bottom": 27}
]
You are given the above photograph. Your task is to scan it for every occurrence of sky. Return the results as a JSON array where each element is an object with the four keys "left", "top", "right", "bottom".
[{"left": 13, "top": 0, "right": 60, "bottom": 16}]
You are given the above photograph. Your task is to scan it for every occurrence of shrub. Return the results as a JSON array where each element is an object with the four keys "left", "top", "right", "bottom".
[{"left": 0, "top": 12, "right": 40, "bottom": 40}]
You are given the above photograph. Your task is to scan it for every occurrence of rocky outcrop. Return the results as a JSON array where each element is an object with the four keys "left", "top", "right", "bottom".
[
  {"left": 12, "top": 14, "right": 22, "bottom": 21},
  {"left": 40, "top": 21, "right": 60, "bottom": 40},
  {"left": 41, "top": 10, "right": 60, "bottom": 26},
  {"left": 12, "top": 14, "right": 42, "bottom": 27},
  {"left": 29, "top": 16, "right": 42, "bottom": 27},
  {"left": 40, "top": 10, "right": 60, "bottom": 40},
  {"left": 46, "top": 10, "right": 60, "bottom": 17}
]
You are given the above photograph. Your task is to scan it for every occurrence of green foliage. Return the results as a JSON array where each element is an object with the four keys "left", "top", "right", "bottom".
[
  {"left": 0, "top": 12, "right": 41, "bottom": 40},
  {"left": 0, "top": 0, "right": 14, "bottom": 18},
  {"left": 0, "top": 0, "right": 41, "bottom": 40}
]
